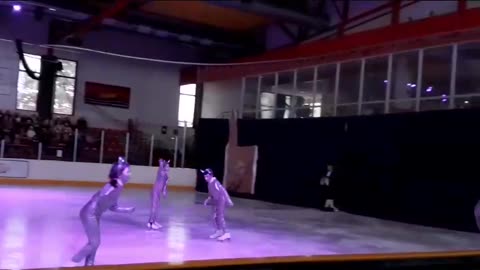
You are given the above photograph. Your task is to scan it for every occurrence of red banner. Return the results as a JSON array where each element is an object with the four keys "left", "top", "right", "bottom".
[{"left": 84, "top": 82, "right": 131, "bottom": 109}]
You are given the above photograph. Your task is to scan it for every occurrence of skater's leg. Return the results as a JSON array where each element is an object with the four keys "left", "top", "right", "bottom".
[
  {"left": 215, "top": 201, "right": 231, "bottom": 241},
  {"left": 149, "top": 189, "right": 159, "bottom": 223},
  {"left": 72, "top": 214, "right": 100, "bottom": 265},
  {"left": 215, "top": 202, "right": 226, "bottom": 233},
  {"left": 209, "top": 205, "right": 222, "bottom": 239},
  {"left": 147, "top": 185, "right": 163, "bottom": 229}
]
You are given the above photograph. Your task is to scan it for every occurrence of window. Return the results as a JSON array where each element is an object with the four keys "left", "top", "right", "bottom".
[
  {"left": 17, "top": 54, "right": 77, "bottom": 115},
  {"left": 178, "top": 84, "right": 196, "bottom": 127}
]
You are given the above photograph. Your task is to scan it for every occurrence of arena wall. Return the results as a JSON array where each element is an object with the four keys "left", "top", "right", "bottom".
[
  {"left": 0, "top": 9, "right": 202, "bottom": 129},
  {"left": 0, "top": 159, "right": 196, "bottom": 189}
]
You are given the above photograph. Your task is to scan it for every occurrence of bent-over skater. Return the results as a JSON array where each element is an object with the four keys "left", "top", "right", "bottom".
[
  {"left": 72, "top": 157, "right": 135, "bottom": 266},
  {"left": 147, "top": 158, "right": 170, "bottom": 229},
  {"left": 202, "top": 168, "right": 234, "bottom": 241}
]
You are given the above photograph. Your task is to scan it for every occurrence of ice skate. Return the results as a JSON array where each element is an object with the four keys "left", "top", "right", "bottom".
[
  {"left": 71, "top": 253, "right": 84, "bottom": 263},
  {"left": 217, "top": 232, "right": 231, "bottom": 241},
  {"left": 209, "top": 230, "right": 223, "bottom": 239},
  {"left": 147, "top": 221, "right": 162, "bottom": 230}
]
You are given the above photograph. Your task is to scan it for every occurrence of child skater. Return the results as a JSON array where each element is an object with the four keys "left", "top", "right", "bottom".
[
  {"left": 147, "top": 158, "right": 170, "bottom": 229},
  {"left": 202, "top": 168, "right": 234, "bottom": 241},
  {"left": 320, "top": 164, "right": 339, "bottom": 212},
  {"left": 72, "top": 157, "right": 135, "bottom": 266}
]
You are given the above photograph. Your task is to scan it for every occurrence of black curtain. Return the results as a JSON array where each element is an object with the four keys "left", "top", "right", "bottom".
[
  {"left": 195, "top": 109, "right": 480, "bottom": 232},
  {"left": 194, "top": 119, "right": 229, "bottom": 192}
]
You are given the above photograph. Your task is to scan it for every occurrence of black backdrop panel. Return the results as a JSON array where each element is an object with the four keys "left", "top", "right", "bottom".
[
  {"left": 194, "top": 119, "right": 229, "bottom": 193},
  {"left": 238, "top": 118, "right": 346, "bottom": 207},
  {"left": 196, "top": 109, "right": 480, "bottom": 232}
]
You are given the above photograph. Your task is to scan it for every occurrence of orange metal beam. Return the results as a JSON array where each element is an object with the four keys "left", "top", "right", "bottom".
[
  {"left": 196, "top": 7, "right": 480, "bottom": 82},
  {"left": 71, "top": 0, "right": 139, "bottom": 40}
]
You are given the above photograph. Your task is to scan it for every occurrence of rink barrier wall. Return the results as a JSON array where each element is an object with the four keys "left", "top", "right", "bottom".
[{"left": 0, "top": 159, "right": 196, "bottom": 190}]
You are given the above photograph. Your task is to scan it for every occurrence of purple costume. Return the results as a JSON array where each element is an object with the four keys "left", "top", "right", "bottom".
[
  {"left": 72, "top": 157, "right": 134, "bottom": 266},
  {"left": 147, "top": 159, "right": 169, "bottom": 229},
  {"left": 202, "top": 168, "right": 233, "bottom": 240}
]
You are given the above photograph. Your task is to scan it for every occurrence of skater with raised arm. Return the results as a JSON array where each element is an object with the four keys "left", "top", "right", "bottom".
[
  {"left": 147, "top": 158, "right": 170, "bottom": 229},
  {"left": 202, "top": 168, "right": 234, "bottom": 241},
  {"left": 72, "top": 157, "right": 135, "bottom": 266}
]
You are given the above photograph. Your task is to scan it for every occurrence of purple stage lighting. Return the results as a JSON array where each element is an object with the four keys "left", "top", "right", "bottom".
[{"left": 12, "top": 4, "right": 21, "bottom": 12}]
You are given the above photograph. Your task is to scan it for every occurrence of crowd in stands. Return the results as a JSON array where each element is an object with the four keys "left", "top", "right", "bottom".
[
  {"left": 0, "top": 110, "right": 87, "bottom": 145},
  {"left": 0, "top": 110, "right": 189, "bottom": 166},
  {"left": 0, "top": 110, "right": 91, "bottom": 161}
]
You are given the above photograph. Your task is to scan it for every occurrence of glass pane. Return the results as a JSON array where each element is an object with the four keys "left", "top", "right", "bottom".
[
  {"left": 178, "top": 94, "right": 195, "bottom": 127},
  {"left": 260, "top": 108, "right": 275, "bottom": 119},
  {"left": 260, "top": 73, "right": 276, "bottom": 90},
  {"left": 278, "top": 71, "right": 294, "bottom": 86},
  {"left": 361, "top": 103, "right": 384, "bottom": 115},
  {"left": 19, "top": 54, "right": 41, "bottom": 73},
  {"left": 54, "top": 77, "right": 75, "bottom": 115},
  {"left": 296, "top": 67, "right": 315, "bottom": 116},
  {"left": 339, "top": 61, "right": 361, "bottom": 103},
  {"left": 337, "top": 104, "right": 357, "bottom": 116},
  {"left": 320, "top": 105, "right": 334, "bottom": 117},
  {"left": 420, "top": 98, "right": 449, "bottom": 111},
  {"left": 390, "top": 100, "right": 416, "bottom": 113},
  {"left": 363, "top": 57, "right": 388, "bottom": 102},
  {"left": 16, "top": 71, "right": 38, "bottom": 111},
  {"left": 456, "top": 43, "right": 480, "bottom": 95},
  {"left": 180, "top": 84, "right": 196, "bottom": 95},
  {"left": 455, "top": 96, "right": 480, "bottom": 109},
  {"left": 57, "top": 59, "right": 77, "bottom": 78},
  {"left": 316, "top": 64, "right": 336, "bottom": 108},
  {"left": 103, "top": 130, "right": 127, "bottom": 164},
  {"left": 243, "top": 77, "right": 259, "bottom": 117},
  {"left": 77, "top": 128, "right": 102, "bottom": 163},
  {"left": 392, "top": 51, "right": 418, "bottom": 100},
  {"left": 421, "top": 46, "right": 452, "bottom": 98},
  {"left": 390, "top": 51, "right": 418, "bottom": 99},
  {"left": 260, "top": 92, "right": 276, "bottom": 119},
  {"left": 260, "top": 74, "right": 276, "bottom": 119}
]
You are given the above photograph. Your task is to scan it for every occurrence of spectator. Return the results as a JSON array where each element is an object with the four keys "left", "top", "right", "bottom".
[{"left": 26, "top": 126, "right": 36, "bottom": 139}]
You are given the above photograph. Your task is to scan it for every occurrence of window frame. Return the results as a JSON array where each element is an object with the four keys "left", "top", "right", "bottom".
[{"left": 16, "top": 53, "right": 78, "bottom": 116}]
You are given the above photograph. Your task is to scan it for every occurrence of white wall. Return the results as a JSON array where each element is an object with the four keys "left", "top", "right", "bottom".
[
  {"left": 0, "top": 10, "right": 200, "bottom": 130},
  {"left": 0, "top": 159, "right": 196, "bottom": 187},
  {"left": 202, "top": 79, "right": 243, "bottom": 118}
]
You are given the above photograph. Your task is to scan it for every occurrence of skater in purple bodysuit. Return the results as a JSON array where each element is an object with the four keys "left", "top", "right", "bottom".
[
  {"left": 202, "top": 168, "right": 234, "bottom": 241},
  {"left": 147, "top": 158, "right": 170, "bottom": 229},
  {"left": 72, "top": 157, "right": 135, "bottom": 266}
]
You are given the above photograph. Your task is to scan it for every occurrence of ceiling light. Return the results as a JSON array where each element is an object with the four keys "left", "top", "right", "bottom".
[{"left": 12, "top": 4, "right": 21, "bottom": 12}]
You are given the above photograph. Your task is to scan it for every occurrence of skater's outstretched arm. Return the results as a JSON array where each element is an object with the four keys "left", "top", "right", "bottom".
[
  {"left": 162, "top": 181, "right": 168, "bottom": 197},
  {"left": 221, "top": 185, "right": 234, "bottom": 207},
  {"left": 204, "top": 195, "right": 212, "bottom": 206},
  {"left": 109, "top": 203, "right": 135, "bottom": 213}
]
